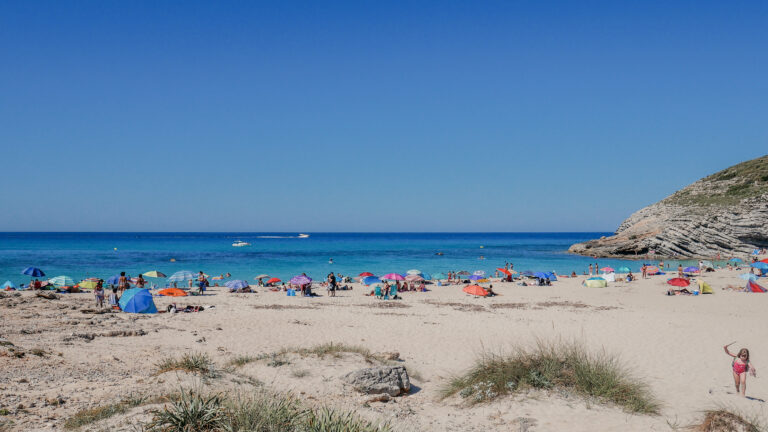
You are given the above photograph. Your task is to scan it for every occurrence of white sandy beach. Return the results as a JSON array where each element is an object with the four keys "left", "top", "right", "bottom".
[{"left": 2, "top": 268, "right": 768, "bottom": 431}]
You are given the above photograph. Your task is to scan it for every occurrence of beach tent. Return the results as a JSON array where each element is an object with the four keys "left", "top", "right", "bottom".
[
  {"left": 739, "top": 273, "right": 758, "bottom": 281},
  {"left": 2, "top": 281, "right": 16, "bottom": 290},
  {"left": 22, "top": 267, "right": 45, "bottom": 277},
  {"left": 747, "top": 280, "right": 767, "bottom": 293},
  {"left": 668, "top": 278, "right": 690, "bottom": 287},
  {"left": 601, "top": 272, "right": 616, "bottom": 282},
  {"left": 533, "top": 272, "right": 549, "bottom": 279},
  {"left": 158, "top": 288, "right": 188, "bottom": 297},
  {"left": 584, "top": 279, "right": 607, "bottom": 288},
  {"left": 697, "top": 280, "right": 713, "bottom": 294},
  {"left": 119, "top": 288, "right": 157, "bottom": 313},
  {"left": 544, "top": 272, "right": 558, "bottom": 281},
  {"left": 362, "top": 276, "right": 381, "bottom": 285},
  {"left": 463, "top": 285, "right": 488, "bottom": 296}
]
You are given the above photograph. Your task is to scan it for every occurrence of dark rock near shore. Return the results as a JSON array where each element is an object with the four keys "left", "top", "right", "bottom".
[
  {"left": 342, "top": 366, "right": 411, "bottom": 396},
  {"left": 570, "top": 155, "right": 768, "bottom": 258}
]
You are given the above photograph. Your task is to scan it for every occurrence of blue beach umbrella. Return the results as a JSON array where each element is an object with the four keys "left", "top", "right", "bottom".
[
  {"left": 469, "top": 275, "right": 484, "bottom": 281},
  {"left": 683, "top": 266, "right": 699, "bottom": 273},
  {"left": 362, "top": 276, "right": 381, "bottom": 285},
  {"left": 544, "top": 272, "right": 558, "bottom": 281},
  {"left": 118, "top": 288, "right": 157, "bottom": 314},
  {"left": 730, "top": 258, "right": 743, "bottom": 263},
  {"left": 740, "top": 273, "right": 758, "bottom": 281},
  {"left": 432, "top": 273, "right": 447, "bottom": 280},
  {"left": 533, "top": 272, "right": 549, "bottom": 279},
  {"left": 421, "top": 273, "right": 432, "bottom": 281},
  {"left": 168, "top": 270, "right": 196, "bottom": 282},
  {"left": 751, "top": 262, "right": 768, "bottom": 271},
  {"left": 2, "top": 281, "right": 16, "bottom": 290},
  {"left": 616, "top": 267, "right": 631, "bottom": 274},
  {"left": 225, "top": 280, "right": 249, "bottom": 290},
  {"left": 22, "top": 267, "right": 45, "bottom": 277},
  {"left": 106, "top": 275, "right": 122, "bottom": 285}
]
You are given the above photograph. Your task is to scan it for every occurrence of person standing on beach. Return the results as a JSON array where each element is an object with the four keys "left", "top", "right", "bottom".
[
  {"left": 118, "top": 272, "right": 128, "bottom": 294},
  {"left": 678, "top": 264, "right": 684, "bottom": 278},
  {"left": 136, "top": 274, "right": 146, "bottom": 289},
  {"left": 641, "top": 264, "right": 647, "bottom": 279},
  {"left": 329, "top": 272, "right": 337, "bottom": 297},
  {"left": 94, "top": 280, "right": 105, "bottom": 308},
  {"left": 588, "top": 264, "right": 593, "bottom": 276},
  {"left": 197, "top": 271, "right": 206, "bottom": 295}
]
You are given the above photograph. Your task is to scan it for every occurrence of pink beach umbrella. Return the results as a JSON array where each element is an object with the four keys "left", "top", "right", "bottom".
[
  {"left": 600, "top": 267, "right": 615, "bottom": 273},
  {"left": 405, "top": 274, "right": 424, "bottom": 282},
  {"left": 382, "top": 273, "right": 405, "bottom": 281}
]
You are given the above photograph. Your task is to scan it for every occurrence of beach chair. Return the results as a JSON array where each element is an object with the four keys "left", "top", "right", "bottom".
[
  {"left": 390, "top": 286, "right": 398, "bottom": 299},
  {"left": 374, "top": 286, "right": 382, "bottom": 298}
]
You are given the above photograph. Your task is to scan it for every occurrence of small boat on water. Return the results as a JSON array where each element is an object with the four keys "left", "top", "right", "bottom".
[
  {"left": 298, "top": 234, "right": 310, "bottom": 238},
  {"left": 232, "top": 240, "right": 251, "bottom": 247}
]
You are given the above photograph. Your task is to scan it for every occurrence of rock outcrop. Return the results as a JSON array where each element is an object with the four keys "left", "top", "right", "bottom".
[
  {"left": 341, "top": 366, "right": 411, "bottom": 396},
  {"left": 569, "top": 155, "right": 768, "bottom": 258}
]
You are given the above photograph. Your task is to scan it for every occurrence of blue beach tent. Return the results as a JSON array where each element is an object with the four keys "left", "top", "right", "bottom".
[
  {"left": 119, "top": 288, "right": 157, "bottom": 314},
  {"left": 2, "top": 281, "right": 16, "bottom": 290}
]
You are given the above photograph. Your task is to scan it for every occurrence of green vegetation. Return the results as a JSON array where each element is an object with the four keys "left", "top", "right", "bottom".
[
  {"left": 63, "top": 393, "right": 176, "bottom": 430},
  {"left": 442, "top": 341, "right": 660, "bottom": 415},
  {"left": 156, "top": 352, "right": 216, "bottom": 376},
  {"left": 665, "top": 155, "right": 768, "bottom": 206},
  {"left": 145, "top": 389, "right": 391, "bottom": 432},
  {"left": 228, "top": 354, "right": 257, "bottom": 367},
  {"left": 690, "top": 408, "right": 763, "bottom": 432}
]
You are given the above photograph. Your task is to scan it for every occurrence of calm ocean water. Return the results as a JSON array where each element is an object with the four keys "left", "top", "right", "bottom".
[{"left": 0, "top": 232, "right": 696, "bottom": 285}]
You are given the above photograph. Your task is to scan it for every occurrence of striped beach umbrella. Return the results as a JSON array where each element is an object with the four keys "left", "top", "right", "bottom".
[
  {"left": 225, "top": 280, "right": 249, "bottom": 290},
  {"left": 143, "top": 271, "right": 167, "bottom": 278},
  {"left": 49, "top": 275, "right": 75, "bottom": 287},
  {"left": 290, "top": 275, "right": 312, "bottom": 285},
  {"left": 168, "top": 270, "right": 196, "bottom": 282}
]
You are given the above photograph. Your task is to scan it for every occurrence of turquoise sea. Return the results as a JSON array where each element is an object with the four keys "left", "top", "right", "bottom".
[{"left": 0, "top": 232, "right": 699, "bottom": 285}]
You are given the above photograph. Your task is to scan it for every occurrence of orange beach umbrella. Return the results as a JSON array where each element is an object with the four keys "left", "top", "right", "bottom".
[{"left": 463, "top": 285, "right": 488, "bottom": 296}]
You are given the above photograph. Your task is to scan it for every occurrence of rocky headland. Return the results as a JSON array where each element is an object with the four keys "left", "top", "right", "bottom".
[{"left": 569, "top": 155, "right": 768, "bottom": 258}]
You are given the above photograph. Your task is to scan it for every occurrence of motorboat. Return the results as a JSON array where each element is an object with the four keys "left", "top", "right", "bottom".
[
  {"left": 232, "top": 240, "right": 251, "bottom": 247},
  {"left": 298, "top": 233, "right": 310, "bottom": 238}
]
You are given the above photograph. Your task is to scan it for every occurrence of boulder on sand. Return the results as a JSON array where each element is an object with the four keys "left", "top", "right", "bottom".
[{"left": 341, "top": 366, "right": 411, "bottom": 397}]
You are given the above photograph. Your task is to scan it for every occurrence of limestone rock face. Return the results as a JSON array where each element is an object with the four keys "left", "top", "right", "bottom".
[
  {"left": 569, "top": 156, "right": 768, "bottom": 258},
  {"left": 341, "top": 366, "right": 411, "bottom": 396}
]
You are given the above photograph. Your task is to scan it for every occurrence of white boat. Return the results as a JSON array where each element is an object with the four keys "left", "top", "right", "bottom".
[
  {"left": 298, "top": 233, "right": 310, "bottom": 238},
  {"left": 232, "top": 240, "right": 251, "bottom": 247}
]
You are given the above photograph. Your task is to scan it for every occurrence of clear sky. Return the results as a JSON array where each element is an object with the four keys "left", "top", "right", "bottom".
[{"left": 1, "top": 1, "right": 766, "bottom": 232}]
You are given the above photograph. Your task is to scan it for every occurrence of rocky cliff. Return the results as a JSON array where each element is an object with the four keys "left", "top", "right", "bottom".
[{"left": 569, "top": 155, "right": 768, "bottom": 258}]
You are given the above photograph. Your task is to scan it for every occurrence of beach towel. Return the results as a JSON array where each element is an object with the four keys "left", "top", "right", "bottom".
[
  {"left": 158, "top": 288, "right": 188, "bottom": 297},
  {"left": 747, "top": 280, "right": 767, "bottom": 293}
]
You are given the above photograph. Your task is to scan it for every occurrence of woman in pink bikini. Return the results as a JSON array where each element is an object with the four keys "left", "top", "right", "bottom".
[{"left": 724, "top": 342, "right": 757, "bottom": 397}]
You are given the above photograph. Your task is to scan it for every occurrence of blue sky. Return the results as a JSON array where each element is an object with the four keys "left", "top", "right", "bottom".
[{"left": 1, "top": 1, "right": 766, "bottom": 232}]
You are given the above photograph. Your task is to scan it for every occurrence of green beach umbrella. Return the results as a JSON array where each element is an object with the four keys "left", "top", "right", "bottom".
[
  {"left": 49, "top": 275, "right": 75, "bottom": 287},
  {"left": 617, "top": 266, "right": 631, "bottom": 273}
]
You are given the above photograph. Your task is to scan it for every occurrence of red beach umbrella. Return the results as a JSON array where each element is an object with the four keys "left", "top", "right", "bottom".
[
  {"left": 359, "top": 272, "right": 374, "bottom": 277},
  {"left": 667, "top": 278, "right": 690, "bottom": 287},
  {"left": 496, "top": 268, "right": 512, "bottom": 276},
  {"left": 600, "top": 267, "right": 615, "bottom": 272},
  {"left": 761, "top": 259, "right": 768, "bottom": 264},
  {"left": 463, "top": 285, "right": 488, "bottom": 296},
  {"left": 266, "top": 277, "right": 281, "bottom": 284}
]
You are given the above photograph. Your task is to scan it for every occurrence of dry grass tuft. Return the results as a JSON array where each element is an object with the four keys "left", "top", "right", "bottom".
[{"left": 689, "top": 409, "right": 763, "bottom": 432}]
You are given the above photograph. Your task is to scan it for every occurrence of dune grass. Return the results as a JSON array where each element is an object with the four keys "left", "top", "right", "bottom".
[
  {"left": 156, "top": 352, "right": 215, "bottom": 376},
  {"left": 63, "top": 393, "right": 176, "bottom": 430},
  {"left": 442, "top": 341, "right": 660, "bottom": 415},
  {"left": 689, "top": 408, "right": 763, "bottom": 432},
  {"left": 228, "top": 354, "right": 257, "bottom": 367},
  {"left": 146, "top": 388, "right": 391, "bottom": 432}
]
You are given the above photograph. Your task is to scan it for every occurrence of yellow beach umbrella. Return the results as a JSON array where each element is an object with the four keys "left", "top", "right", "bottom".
[{"left": 78, "top": 280, "right": 98, "bottom": 289}]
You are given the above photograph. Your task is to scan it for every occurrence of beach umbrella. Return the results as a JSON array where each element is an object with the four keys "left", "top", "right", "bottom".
[
  {"left": 761, "top": 258, "right": 768, "bottom": 264},
  {"left": 463, "top": 285, "right": 488, "bottom": 296},
  {"left": 421, "top": 273, "right": 432, "bottom": 281},
  {"left": 544, "top": 272, "right": 558, "bottom": 281},
  {"left": 432, "top": 273, "right": 447, "bottom": 280},
  {"left": 668, "top": 278, "right": 690, "bottom": 287},
  {"left": 266, "top": 277, "right": 281, "bottom": 284},
  {"left": 49, "top": 275, "right": 75, "bottom": 287},
  {"left": 358, "top": 272, "right": 374, "bottom": 277},
  {"left": 119, "top": 288, "right": 157, "bottom": 313},
  {"left": 78, "top": 280, "right": 98, "bottom": 289},
  {"left": 751, "top": 262, "right": 768, "bottom": 270},
  {"left": 406, "top": 269, "right": 421, "bottom": 275},
  {"left": 456, "top": 271, "right": 470, "bottom": 276},
  {"left": 254, "top": 274, "right": 270, "bottom": 279},
  {"left": 616, "top": 266, "right": 631, "bottom": 273},
  {"left": 225, "top": 280, "right": 249, "bottom": 290},
  {"left": 382, "top": 273, "right": 405, "bottom": 281},
  {"left": 106, "top": 274, "right": 122, "bottom": 285},
  {"left": 362, "top": 276, "right": 381, "bottom": 285},
  {"left": 22, "top": 267, "right": 45, "bottom": 277},
  {"left": 739, "top": 273, "right": 758, "bottom": 281},
  {"left": 533, "top": 272, "right": 550, "bottom": 279},
  {"left": 646, "top": 266, "right": 661, "bottom": 275},
  {"left": 468, "top": 275, "right": 484, "bottom": 281},
  {"left": 158, "top": 288, "right": 188, "bottom": 297},
  {"left": 683, "top": 266, "right": 699, "bottom": 273},
  {"left": 2, "top": 281, "right": 16, "bottom": 290},
  {"left": 405, "top": 274, "right": 424, "bottom": 282},
  {"left": 701, "top": 261, "right": 714, "bottom": 269},
  {"left": 496, "top": 268, "right": 512, "bottom": 276},
  {"left": 143, "top": 271, "right": 167, "bottom": 278},
  {"left": 600, "top": 267, "right": 615, "bottom": 273},
  {"left": 473, "top": 270, "right": 486, "bottom": 277},
  {"left": 168, "top": 270, "right": 195, "bottom": 282},
  {"left": 730, "top": 258, "right": 743, "bottom": 263},
  {"left": 290, "top": 275, "right": 312, "bottom": 285}
]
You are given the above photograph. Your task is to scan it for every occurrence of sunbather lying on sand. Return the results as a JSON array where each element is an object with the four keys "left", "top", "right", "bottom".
[{"left": 666, "top": 288, "right": 692, "bottom": 296}]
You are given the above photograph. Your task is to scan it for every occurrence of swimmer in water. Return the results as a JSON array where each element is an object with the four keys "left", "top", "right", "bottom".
[{"left": 329, "top": 258, "right": 334, "bottom": 264}]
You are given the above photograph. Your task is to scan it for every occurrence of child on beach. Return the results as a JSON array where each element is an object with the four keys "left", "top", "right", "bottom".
[
  {"left": 94, "top": 280, "right": 105, "bottom": 308},
  {"left": 108, "top": 288, "right": 119, "bottom": 310},
  {"left": 724, "top": 342, "right": 757, "bottom": 397}
]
